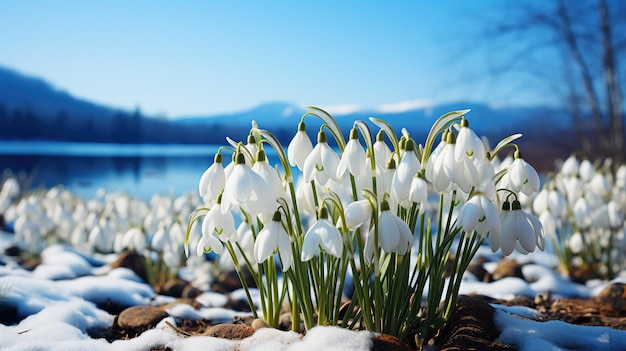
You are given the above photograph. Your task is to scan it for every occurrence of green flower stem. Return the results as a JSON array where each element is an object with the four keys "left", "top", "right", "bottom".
[
  {"left": 303, "top": 106, "right": 347, "bottom": 151},
  {"left": 421, "top": 109, "right": 468, "bottom": 166},
  {"left": 225, "top": 241, "right": 259, "bottom": 320}
]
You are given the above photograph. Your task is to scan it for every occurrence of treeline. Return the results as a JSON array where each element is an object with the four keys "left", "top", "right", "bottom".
[{"left": 0, "top": 103, "right": 253, "bottom": 145}]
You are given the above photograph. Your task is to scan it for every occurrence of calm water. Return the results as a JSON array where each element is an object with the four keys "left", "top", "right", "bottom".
[{"left": 0, "top": 141, "right": 222, "bottom": 200}]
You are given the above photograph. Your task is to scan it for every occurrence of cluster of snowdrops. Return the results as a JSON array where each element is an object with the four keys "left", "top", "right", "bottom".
[
  {"left": 187, "top": 107, "right": 546, "bottom": 343},
  {"left": 0, "top": 178, "right": 202, "bottom": 288},
  {"left": 530, "top": 155, "right": 626, "bottom": 280}
]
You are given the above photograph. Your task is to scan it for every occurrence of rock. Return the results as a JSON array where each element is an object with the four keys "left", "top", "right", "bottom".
[
  {"left": 435, "top": 295, "right": 515, "bottom": 350},
  {"left": 596, "top": 283, "right": 626, "bottom": 317},
  {"left": 491, "top": 258, "right": 524, "bottom": 281},
  {"left": 251, "top": 318, "right": 270, "bottom": 330},
  {"left": 211, "top": 267, "right": 257, "bottom": 294},
  {"left": 110, "top": 251, "right": 149, "bottom": 283},
  {"left": 467, "top": 256, "right": 490, "bottom": 282},
  {"left": 182, "top": 284, "right": 202, "bottom": 299},
  {"left": 202, "top": 323, "right": 255, "bottom": 339},
  {"left": 159, "top": 279, "right": 188, "bottom": 297},
  {"left": 371, "top": 333, "right": 413, "bottom": 351},
  {"left": 115, "top": 306, "right": 169, "bottom": 336}
]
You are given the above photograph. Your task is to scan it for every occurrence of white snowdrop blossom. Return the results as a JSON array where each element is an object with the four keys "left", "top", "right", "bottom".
[
  {"left": 121, "top": 227, "right": 147, "bottom": 253},
  {"left": 532, "top": 185, "right": 568, "bottom": 218},
  {"left": 373, "top": 130, "right": 393, "bottom": 170},
  {"left": 364, "top": 200, "right": 413, "bottom": 263},
  {"left": 426, "top": 130, "right": 478, "bottom": 193},
  {"left": 301, "top": 207, "right": 344, "bottom": 261},
  {"left": 198, "top": 153, "right": 226, "bottom": 204},
  {"left": 344, "top": 199, "right": 373, "bottom": 230},
  {"left": 457, "top": 193, "right": 500, "bottom": 238},
  {"left": 561, "top": 155, "right": 580, "bottom": 176},
  {"left": 287, "top": 121, "right": 313, "bottom": 170},
  {"left": 202, "top": 199, "right": 236, "bottom": 242},
  {"left": 197, "top": 232, "right": 224, "bottom": 256},
  {"left": 503, "top": 151, "right": 540, "bottom": 196},
  {"left": 407, "top": 174, "right": 428, "bottom": 213},
  {"left": 391, "top": 140, "right": 421, "bottom": 204},
  {"left": 302, "top": 130, "right": 341, "bottom": 185},
  {"left": 538, "top": 210, "right": 557, "bottom": 239},
  {"left": 254, "top": 211, "right": 293, "bottom": 271},
  {"left": 579, "top": 159, "right": 595, "bottom": 182},
  {"left": 252, "top": 149, "right": 286, "bottom": 199},
  {"left": 497, "top": 200, "right": 545, "bottom": 255},
  {"left": 455, "top": 118, "right": 485, "bottom": 161},
  {"left": 221, "top": 152, "right": 276, "bottom": 218},
  {"left": 573, "top": 196, "right": 592, "bottom": 229},
  {"left": 337, "top": 127, "right": 367, "bottom": 179}
]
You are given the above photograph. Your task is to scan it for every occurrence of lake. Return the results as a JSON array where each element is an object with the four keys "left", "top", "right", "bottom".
[{"left": 0, "top": 141, "right": 221, "bottom": 200}]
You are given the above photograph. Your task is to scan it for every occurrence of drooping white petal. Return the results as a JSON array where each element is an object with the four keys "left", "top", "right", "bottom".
[
  {"left": 345, "top": 200, "right": 372, "bottom": 230},
  {"left": 287, "top": 125, "right": 313, "bottom": 170},
  {"left": 254, "top": 222, "right": 280, "bottom": 263},
  {"left": 301, "top": 226, "right": 322, "bottom": 261},
  {"left": 278, "top": 229, "right": 293, "bottom": 271}
]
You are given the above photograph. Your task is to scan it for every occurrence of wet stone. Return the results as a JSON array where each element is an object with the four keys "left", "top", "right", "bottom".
[
  {"left": 115, "top": 306, "right": 169, "bottom": 334},
  {"left": 596, "top": 283, "right": 626, "bottom": 317},
  {"left": 110, "top": 251, "right": 149, "bottom": 284},
  {"left": 491, "top": 258, "right": 524, "bottom": 281},
  {"left": 371, "top": 333, "right": 413, "bottom": 351}
]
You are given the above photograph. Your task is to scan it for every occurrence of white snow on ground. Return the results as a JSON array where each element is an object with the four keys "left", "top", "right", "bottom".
[{"left": 2, "top": 238, "right": 626, "bottom": 350}]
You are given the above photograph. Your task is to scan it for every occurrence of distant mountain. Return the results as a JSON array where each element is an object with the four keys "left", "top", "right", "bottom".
[{"left": 0, "top": 65, "right": 575, "bottom": 168}]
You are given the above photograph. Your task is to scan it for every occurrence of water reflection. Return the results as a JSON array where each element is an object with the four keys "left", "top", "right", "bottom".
[{"left": 0, "top": 142, "right": 218, "bottom": 200}]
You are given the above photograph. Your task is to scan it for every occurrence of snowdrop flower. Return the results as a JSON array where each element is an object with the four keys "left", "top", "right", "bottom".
[
  {"left": 295, "top": 176, "right": 319, "bottom": 217},
  {"left": 616, "top": 164, "right": 626, "bottom": 189},
  {"left": 568, "top": 232, "right": 584, "bottom": 254},
  {"left": 0, "top": 177, "right": 20, "bottom": 198},
  {"left": 407, "top": 174, "right": 428, "bottom": 214},
  {"left": 199, "top": 153, "right": 226, "bottom": 205},
  {"left": 455, "top": 117, "right": 485, "bottom": 161},
  {"left": 579, "top": 159, "right": 595, "bottom": 182},
  {"left": 373, "top": 130, "right": 392, "bottom": 170},
  {"left": 573, "top": 196, "right": 592, "bottom": 229},
  {"left": 496, "top": 200, "right": 544, "bottom": 255},
  {"left": 364, "top": 200, "right": 413, "bottom": 263},
  {"left": 391, "top": 139, "right": 421, "bottom": 205},
  {"left": 244, "top": 133, "right": 258, "bottom": 165},
  {"left": 337, "top": 127, "right": 367, "bottom": 179},
  {"left": 533, "top": 185, "right": 567, "bottom": 218},
  {"left": 302, "top": 130, "right": 341, "bottom": 185},
  {"left": 121, "top": 227, "right": 148, "bottom": 253},
  {"left": 197, "top": 232, "right": 224, "bottom": 256},
  {"left": 302, "top": 206, "right": 344, "bottom": 261},
  {"left": 607, "top": 200, "right": 624, "bottom": 229},
  {"left": 588, "top": 172, "right": 610, "bottom": 198},
  {"left": 221, "top": 152, "right": 276, "bottom": 219},
  {"left": 202, "top": 197, "right": 236, "bottom": 242},
  {"left": 254, "top": 211, "right": 293, "bottom": 271},
  {"left": 151, "top": 223, "right": 170, "bottom": 252},
  {"left": 426, "top": 130, "right": 478, "bottom": 193},
  {"left": 456, "top": 193, "right": 500, "bottom": 238},
  {"left": 502, "top": 150, "right": 540, "bottom": 196},
  {"left": 344, "top": 199, "right": 373, "bottom": 231},
  {"left": 561, "top": 154, "right": 579, "bottom": 177},
  {"left": 252, "top": 149, "right": 286, "bottom": 199},
  {"left": 538, "top": 210, "right": 557, "bottom": 240},
  {"left": 287, "top": 121, "right": 313, "bottom": 171}
]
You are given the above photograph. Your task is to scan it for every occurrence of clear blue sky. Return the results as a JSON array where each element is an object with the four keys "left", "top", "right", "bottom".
[{"left": 0, "top": 1, "right": 551, "bottom": 117}]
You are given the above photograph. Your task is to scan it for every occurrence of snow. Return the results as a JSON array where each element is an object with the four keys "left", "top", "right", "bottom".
[
  {"left": 494, "top": 305, "right": 626, "bottom": 350},
  {"left": 2, "top": 235, "right": 626, "bottom": 349}
]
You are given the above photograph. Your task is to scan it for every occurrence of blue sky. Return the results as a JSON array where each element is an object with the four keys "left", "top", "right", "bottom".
[{"left": 0, "top": 1, "right": 550, "bottom": 117}]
